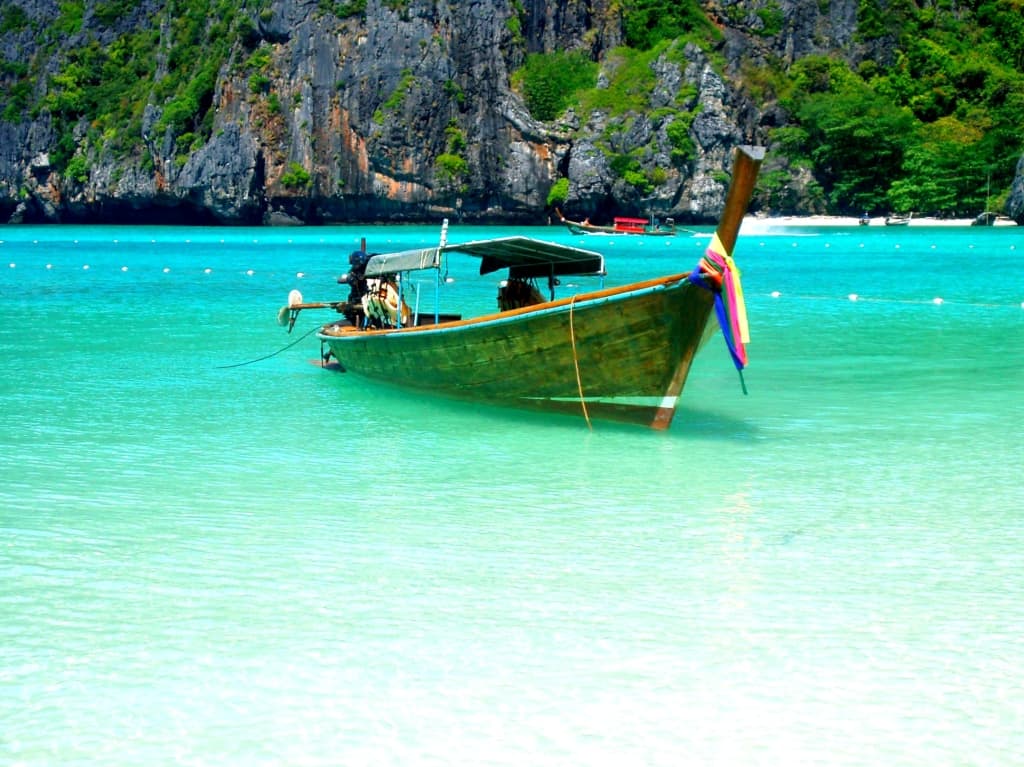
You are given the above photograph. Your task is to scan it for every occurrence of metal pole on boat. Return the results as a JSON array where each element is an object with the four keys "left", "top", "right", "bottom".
[
  {"left": 395, "top": 272, "right": 403, "bottom": 328},
  {"left": 435, "top": 218, "right": 448, "bottom": 324}
]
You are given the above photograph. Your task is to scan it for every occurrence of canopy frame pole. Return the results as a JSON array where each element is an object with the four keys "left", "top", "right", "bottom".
[
  {"left": 435, "top": 218, "right": 449, "bottom": 324},
  {"left": 395, "top": 272, "right": 403, "bottom": 329}
]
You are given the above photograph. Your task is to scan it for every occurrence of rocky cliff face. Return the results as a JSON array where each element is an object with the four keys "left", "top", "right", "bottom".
[
  {"left": 1, "top": 0, "right": 1021, "bottom": 225},
  {"left": 1010, "top": 155, "right": 1024, "bottom": 222}
]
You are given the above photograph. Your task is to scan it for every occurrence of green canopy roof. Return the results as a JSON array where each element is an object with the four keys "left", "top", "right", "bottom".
[{"left": 364, "top": 236, "right": 605, "bottom": 280}]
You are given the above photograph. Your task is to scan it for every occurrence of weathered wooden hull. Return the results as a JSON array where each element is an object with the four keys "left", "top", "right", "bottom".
[{"left": 319, "top": 273, "right": 715, "bottom": 428}]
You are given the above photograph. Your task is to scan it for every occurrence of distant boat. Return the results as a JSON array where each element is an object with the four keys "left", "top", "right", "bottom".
[
  {"left": 971, "top": 211, "right": 1018, "bottom": 227},
  {"left": 885, "top": 213, "right": 912, "bottom": 226},
  {"left": 858, "top": 212, "right": 870, "bottom": 226},
  {"left": 556, "top": 210, "right": 678, "bottom": 236},
  {"left": 277, "top": 146, "right": 766, "bottom": 429},
  {"left": 972, "top": 174, "right": 996, "bottom": 226}
]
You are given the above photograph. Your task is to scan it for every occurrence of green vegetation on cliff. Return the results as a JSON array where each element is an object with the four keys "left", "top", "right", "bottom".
[
  {"left": 762, "top": 0, "right": 1024, "bottom": 216},
  {"left": 1, "top": 0, "right": 1022, "bottom": 217},
  {"left": 511, "top": 0, "right": 1024, "bottom": 217},
  {"left": 3, "top": 0, "right": 269, "bottom": 174}
]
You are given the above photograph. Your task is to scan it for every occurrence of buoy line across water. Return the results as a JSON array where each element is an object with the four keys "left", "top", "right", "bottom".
[{"left": 5, "top": 259, "right": 1024, "bottom": 309}]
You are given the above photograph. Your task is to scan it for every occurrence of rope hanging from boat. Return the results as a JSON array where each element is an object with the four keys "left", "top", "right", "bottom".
[
  {"left": 217, "top": 325, "right": 322, "bottom": 368},
  {"left": 690, "top": 232, "right": 750, "bottom": 394},
  {"left": 568, "top": 296, "right": 592, "bottom": 430}
]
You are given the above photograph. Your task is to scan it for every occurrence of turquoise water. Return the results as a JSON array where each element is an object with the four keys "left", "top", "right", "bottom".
[{"left": 2, "top": 222, "right": 1023, "bottom": 765}]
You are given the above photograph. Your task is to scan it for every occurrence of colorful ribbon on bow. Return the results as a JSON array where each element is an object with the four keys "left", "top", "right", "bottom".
[{"left": 690, "top": 232, "right": 750, "bottom": 383}]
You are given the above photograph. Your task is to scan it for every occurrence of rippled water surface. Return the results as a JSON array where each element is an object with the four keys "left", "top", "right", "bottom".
[{"left": 2, "top": 223, "right": 1023, "bottom": 765}]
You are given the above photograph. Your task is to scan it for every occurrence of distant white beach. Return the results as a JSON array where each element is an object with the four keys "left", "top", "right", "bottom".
[{"left": 743, "top": 213, "right": 1019, "bottom": 229}]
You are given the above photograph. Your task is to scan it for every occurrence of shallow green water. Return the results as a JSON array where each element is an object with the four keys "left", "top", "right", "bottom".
[{"left": 2, "top": 223, "right": 1023, "bottom": 765}]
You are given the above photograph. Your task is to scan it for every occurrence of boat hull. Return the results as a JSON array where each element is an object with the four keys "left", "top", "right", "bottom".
[
  {"left": 319, "top": 275, "right": 715, "bottom": 428},
  {"left": 564, "top": 221, "right": 676, "bottom": 236}
]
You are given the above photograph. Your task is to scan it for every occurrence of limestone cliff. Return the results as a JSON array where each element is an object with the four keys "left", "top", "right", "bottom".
[{"left": 1, "top": 0, "right": 1021, "bottom": 224}]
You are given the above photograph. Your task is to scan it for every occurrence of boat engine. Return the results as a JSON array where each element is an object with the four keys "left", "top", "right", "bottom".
[{"left": 338, "top": 249, "right": 373, "bottom": 325}]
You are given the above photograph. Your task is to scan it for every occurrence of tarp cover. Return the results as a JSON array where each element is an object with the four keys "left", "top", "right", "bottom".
[
  {"left": 364, "top": 248, "right": 438, "bottom": 276},
  {"left": 364, "top": 237, "right": 605, "bottom": 279}
]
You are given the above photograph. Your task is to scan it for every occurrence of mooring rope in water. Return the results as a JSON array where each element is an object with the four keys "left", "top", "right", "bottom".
[
  {"left": 568, "top": 296, "right": 592, "bottom": 430},
  {"left": 217, "top": 325, "right": 321, "bottom": 369}
]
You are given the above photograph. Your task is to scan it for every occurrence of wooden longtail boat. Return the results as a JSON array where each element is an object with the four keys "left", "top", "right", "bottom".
[
  {"left": 884, "top": 213, "right": 912, "bottom": 226},
  {"left": 556, "top": 210, "right": 679, "bottom": 236},
  {"left": 280, "top": 146, "right": 764, "bottom": 429}
]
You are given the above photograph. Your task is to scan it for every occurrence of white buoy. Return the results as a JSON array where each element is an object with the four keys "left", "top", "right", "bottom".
[
  {"left": 848, "top": 293, "right": 859, "bottom": 301},
  {"left": 933, "top": 297, "right": 944, "bottom": 305},
  {"left": 83, "top": 264, "right": 90, "bottom": 270},
  {"left": 296, "top": 272, "right": 304, "bottom": 279},
  {"left": 246, "top": 269, "right": 254, "bottom": 276},
  {"left": 121, "top": 266, "right": 128, "bottom": 272},
  {"left": 204, "top": 268, "right": 212, "bottom": 274},
  {"left": 163, "top": 267, "right": 170, "bottom": 273},
  {"left": 288, "top": 289, "right": 303, "bottom": 307},
  {"left": 771, "top": 291, "right": 781, "bottom": 298}
]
